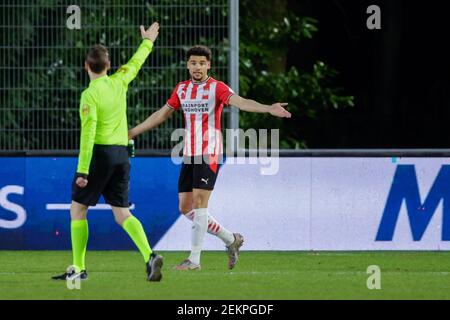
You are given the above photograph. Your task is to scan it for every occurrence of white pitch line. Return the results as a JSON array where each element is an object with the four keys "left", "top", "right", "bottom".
[{"left": 46, "top": 204, "right": 135, "bottom": 210}]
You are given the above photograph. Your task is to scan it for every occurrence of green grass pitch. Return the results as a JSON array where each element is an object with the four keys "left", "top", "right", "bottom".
[{"left": 0, "top": 251, "right": 449, "bottom": 299}]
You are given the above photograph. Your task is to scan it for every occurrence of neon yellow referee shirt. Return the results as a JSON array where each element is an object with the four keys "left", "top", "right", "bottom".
[{"left": 77, "top": 39, "right": 153, "bottom": 174}]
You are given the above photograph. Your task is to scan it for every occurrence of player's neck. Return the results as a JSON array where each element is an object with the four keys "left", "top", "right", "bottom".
[
  {"left": 89, "top": 71, "right": 108, "bottom": 81},
  {"left": 191, "top": 76, "right": 210, "bottom": 84}
]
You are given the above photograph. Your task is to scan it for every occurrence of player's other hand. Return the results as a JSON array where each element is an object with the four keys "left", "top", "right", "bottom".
[
  {"left": 76, "top": 177, "right": 88, "bottom": 188},
  {"left": 140, "top": 22, "right": 160, "bottom": 43},
  {"left": 269, "top": 103, "right": 291, "bottom": 118}
]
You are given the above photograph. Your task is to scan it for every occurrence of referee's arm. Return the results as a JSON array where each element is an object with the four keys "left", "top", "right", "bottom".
[
  {"left": 112, "top": 40, "right": 153, "bottom": 86},
  {"left": 112, "top": 23, "right": 159, "bottom": 86},
  {"left": 77, "top": 91, "right": 98, "bottom": 177}
]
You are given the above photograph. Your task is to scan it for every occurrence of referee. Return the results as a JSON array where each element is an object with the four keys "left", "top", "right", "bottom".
[{"left": 52, "top": 22, "right": 163, "bottom": 282}]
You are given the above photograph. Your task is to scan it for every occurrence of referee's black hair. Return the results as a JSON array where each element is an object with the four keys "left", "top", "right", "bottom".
[
  {"left": 187, "top": 46, "right": 212, "bottom": 61},
  {"left": 86, "top": 45, "right": 110, "bottom": 74}
]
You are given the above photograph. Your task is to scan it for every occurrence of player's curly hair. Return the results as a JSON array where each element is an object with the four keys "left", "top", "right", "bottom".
[
  {"left": 187, "top": 46, "right": 212, "bottom": 61},
  {"left": 86, "top": 45, "right": 110, "bottom": 74}
]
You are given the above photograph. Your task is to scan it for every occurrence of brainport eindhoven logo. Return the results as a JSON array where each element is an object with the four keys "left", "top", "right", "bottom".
[{"left": 376, "top": 165, "right": 450, "bottom": 241}]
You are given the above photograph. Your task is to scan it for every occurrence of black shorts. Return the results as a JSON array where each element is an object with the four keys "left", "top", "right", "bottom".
[
  {"left": 178, "top": 155, "right": 222, "bottom": 193},
  {"left": 72, "top": 145, "right": 131, "bottom": 208}
]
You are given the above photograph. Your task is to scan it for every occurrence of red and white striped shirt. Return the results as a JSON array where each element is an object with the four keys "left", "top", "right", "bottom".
[{"left": 167, "top": 77, "right": 235, "bottom": 157}]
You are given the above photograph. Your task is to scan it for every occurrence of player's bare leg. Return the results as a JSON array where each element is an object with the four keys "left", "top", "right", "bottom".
[
  {"left": 70, "top": 201, "right": 88, "bottom": 221},
  {"left": 111, "top": 206, "right": 131, "bottom": 226},
  {"left": 178, "top": 192, "right": 194, "bottom": 216},
  {"left": 112, "top": 206, "right": 163, "bottom": 281}
]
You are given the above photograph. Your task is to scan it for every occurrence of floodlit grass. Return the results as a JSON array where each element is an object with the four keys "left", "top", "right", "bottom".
[{"left": 1, "top": 251, "right": 449, "bottom": 300}]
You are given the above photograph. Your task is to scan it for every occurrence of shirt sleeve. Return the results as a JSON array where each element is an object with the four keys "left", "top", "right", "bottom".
[
  {"left": 166, "top": 84, "right": 181, "bottom": 111},
  {"left": 77, "top": 91, "right": 98, "bottom": 175},
  {"left": 111, "top": 39, "right": 154, "bottom": 87},
  {"left": 216, "top": 81, "right": 235, "bottom": 105}
]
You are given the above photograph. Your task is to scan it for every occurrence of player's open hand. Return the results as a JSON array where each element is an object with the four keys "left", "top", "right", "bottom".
[
  {"left": 140, "top": 22, "right": 159, "bottom": 43},
  {"left": 76, "top": 177, "right": 88, "bottom": 188},
  {"left": 269, "top": 103, "right": 291, "bottom": 118}
]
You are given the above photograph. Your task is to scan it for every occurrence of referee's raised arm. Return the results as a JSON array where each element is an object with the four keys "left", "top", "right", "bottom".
[{"left": 112, "top": 22, "right": 160, "bottom": 86}]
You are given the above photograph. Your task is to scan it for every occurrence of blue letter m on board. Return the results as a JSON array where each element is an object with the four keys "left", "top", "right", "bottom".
[{"left": 376, "top": 165, "right": 450, "bottom": 241}]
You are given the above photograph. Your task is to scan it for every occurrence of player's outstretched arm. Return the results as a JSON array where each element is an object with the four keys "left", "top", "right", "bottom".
[
  {"left": 128, "top": 105, "right": 175, "bottom": 139},
  {"left": 112, "top": 22, "right": 160, "bottom": 86},
  {"left": 229, "top": 95, "right": 291, "bottom": 118}
]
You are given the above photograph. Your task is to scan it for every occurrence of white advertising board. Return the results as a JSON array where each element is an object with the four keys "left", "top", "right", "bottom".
[{"left": 156, "top": 157, "right": 450, "bottom": 250}]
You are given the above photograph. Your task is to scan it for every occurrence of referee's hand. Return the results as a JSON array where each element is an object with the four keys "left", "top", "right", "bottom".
[
  {"left": 140, "top": 22, "right": 159, "bottom": 43},
  {"left": 76, "top": 177, "right": 88, "bottom": 188}
]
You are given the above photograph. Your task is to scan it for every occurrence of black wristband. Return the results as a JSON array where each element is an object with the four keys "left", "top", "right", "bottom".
[{"left": 76, "top": 173, "right": 88, "bottom": 179}]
